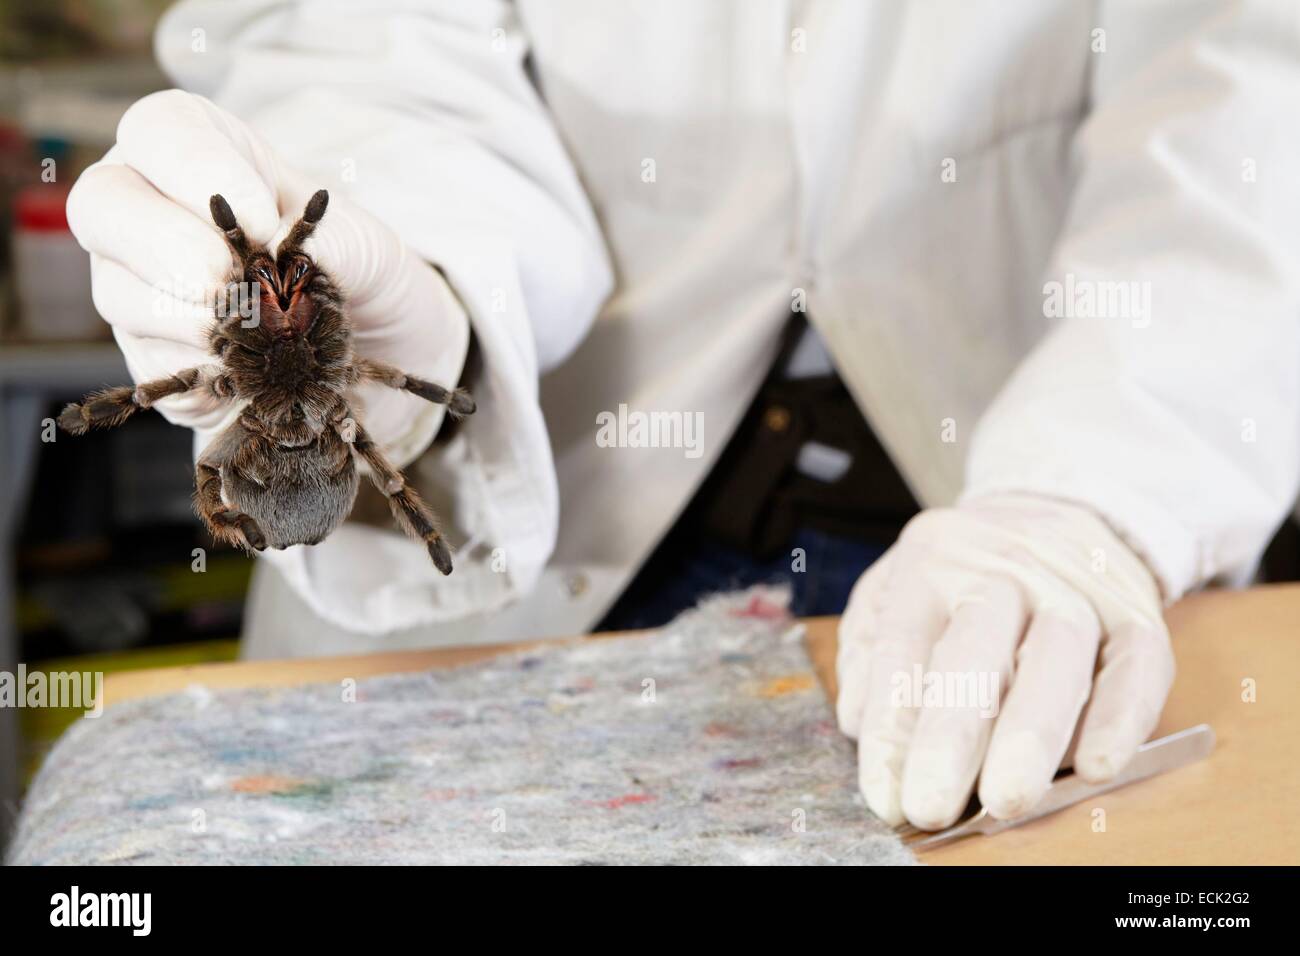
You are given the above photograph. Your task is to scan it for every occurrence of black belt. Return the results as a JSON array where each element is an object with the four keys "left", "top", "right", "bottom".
[{"left": 686, "top": 316, "right": 920, "bottom": 558}]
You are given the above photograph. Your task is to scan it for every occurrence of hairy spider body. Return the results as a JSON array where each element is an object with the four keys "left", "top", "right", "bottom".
[{"left": 59, "top": 190, "right": 472, "bottom": 574}]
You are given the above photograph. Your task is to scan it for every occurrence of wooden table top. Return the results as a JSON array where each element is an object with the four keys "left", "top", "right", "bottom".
[{"left": 103, "top": 584, "right": 1300, "bottom": 865}]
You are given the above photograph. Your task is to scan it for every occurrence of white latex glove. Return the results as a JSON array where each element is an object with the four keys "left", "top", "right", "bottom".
[
  {"left": 66, "top": 89, "right": 468, "bottom": 465},
  {"left": 836, "top": 493, "right": 1174, "bottom": 830}
]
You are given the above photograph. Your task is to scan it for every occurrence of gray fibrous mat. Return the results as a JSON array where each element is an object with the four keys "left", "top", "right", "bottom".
[{"left": 8, "top": 588, "right": 913, "bottom": 865}]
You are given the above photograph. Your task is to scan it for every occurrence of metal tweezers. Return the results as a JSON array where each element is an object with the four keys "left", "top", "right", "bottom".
[{"left": 896, "top": 723, "right": 1216, "bottom": 851}]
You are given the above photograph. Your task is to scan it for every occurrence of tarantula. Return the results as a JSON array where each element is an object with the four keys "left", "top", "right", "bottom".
[{"left": 58, "top": 190, "right": 473, "bottom": 574}]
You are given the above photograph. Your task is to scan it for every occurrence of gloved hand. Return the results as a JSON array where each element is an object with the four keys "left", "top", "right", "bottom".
[
  {"left": 836, "top": 493, "right": 1174, "bottom": 829},
  {"left": 66, "top": 89, "right": 468, "bottom": 465}
]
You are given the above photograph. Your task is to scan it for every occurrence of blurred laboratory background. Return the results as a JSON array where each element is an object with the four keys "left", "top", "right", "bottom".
[{"left": 0, "top": 1, "right": 248, "bottom": 824}]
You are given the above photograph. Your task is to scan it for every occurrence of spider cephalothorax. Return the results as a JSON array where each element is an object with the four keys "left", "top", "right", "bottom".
[
  {"left": 207, "top": 193, "right": 353, "bottom": 429},
  {"left": 59, "top": 190, "right": 473, "bottom": 574}
]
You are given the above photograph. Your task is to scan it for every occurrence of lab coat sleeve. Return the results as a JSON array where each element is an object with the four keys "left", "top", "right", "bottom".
[
  {"left": 962, "top": 0, "right": 1300, "bottom": 600},
  {"left": 154, "top": 0, "right": 613, "bottom": 376},
  {"left": 153, "top": 0, "right": 613, "bottom": 626}
]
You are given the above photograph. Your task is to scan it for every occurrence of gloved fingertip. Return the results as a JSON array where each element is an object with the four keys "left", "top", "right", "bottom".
[
  {"left": 835, "top": 702, "right": 859, "bottom": 740},
  {"left": 979, "top": 731, "right": 1054, "bottom": 821},
  {"left": 858, "top": 743, "right": 905, "bottom": 827},
  {"left": 863, "top": 779, "right": 905, "bottom": 828},
  {"left": 902, "top": 796, "right": 962, "bottom": 831},
  {"left": 834, "top": 683, "right": 867, "bottom": 741},
  {"left": 901, "top": 752, "right": 968, "bottom": 830},
  {"left": 1073, "top": 751, "right": 1119, "bottom": 782},
  {"left": 1073, "top": 728, "right": 1139, "bottom": 783},
  {"left": 980, "top": 777, "right": 1042, "bottom": 821},
  {"left": 833, "top": 638, "right": 870, "bottom": 739}
]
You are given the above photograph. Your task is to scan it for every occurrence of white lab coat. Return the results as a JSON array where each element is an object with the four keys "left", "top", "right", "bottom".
[{"left": 154, "top": 0, "right": 1300, "bottom": 651}]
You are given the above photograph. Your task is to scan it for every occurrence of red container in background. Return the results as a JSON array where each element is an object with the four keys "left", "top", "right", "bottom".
[{"left": 12, "top": 184, "right": 103, "bottom": 341}]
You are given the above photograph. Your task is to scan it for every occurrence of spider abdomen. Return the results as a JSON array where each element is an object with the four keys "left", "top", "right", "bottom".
[{"left": 223, "top": 435, "right": 360, "bottom": 550}]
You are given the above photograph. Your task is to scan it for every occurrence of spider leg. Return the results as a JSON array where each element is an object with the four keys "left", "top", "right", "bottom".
[
  {"left": 275, "top": 189, "right": 329, "bottom": 265},
  {"left": 58, "top": 366, "right": 229, "bottom": 435},
  {"left": 209, "top": 194, "right": 254, "bottom": 262},
  {"left": 340, "top": 414, "right": 453, "bottom": 574},
  {"left": 195, "top": 464, "right": 267, "bottom": 553},
  {"left": 193, "top": 422, "right": 266, "bottom": 553},
  {"left": 355, "top": 357, "right": 475, "bottom": 418}
]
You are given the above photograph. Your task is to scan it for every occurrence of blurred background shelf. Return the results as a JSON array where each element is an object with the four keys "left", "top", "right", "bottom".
[
  {"left": 0, "top": 339, "right": 126, "bottom": 384},
  {"left": 0, "top": 0, "right": 209, "bottom": 850}
]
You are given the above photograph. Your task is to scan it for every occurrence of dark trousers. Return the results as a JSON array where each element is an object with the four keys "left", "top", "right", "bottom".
[
  {"left": 599, "top": 524, "right": 888, "bottom": 631},
  {"left": 600, "top": 318, "right": 918, "bottom": 630}
]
